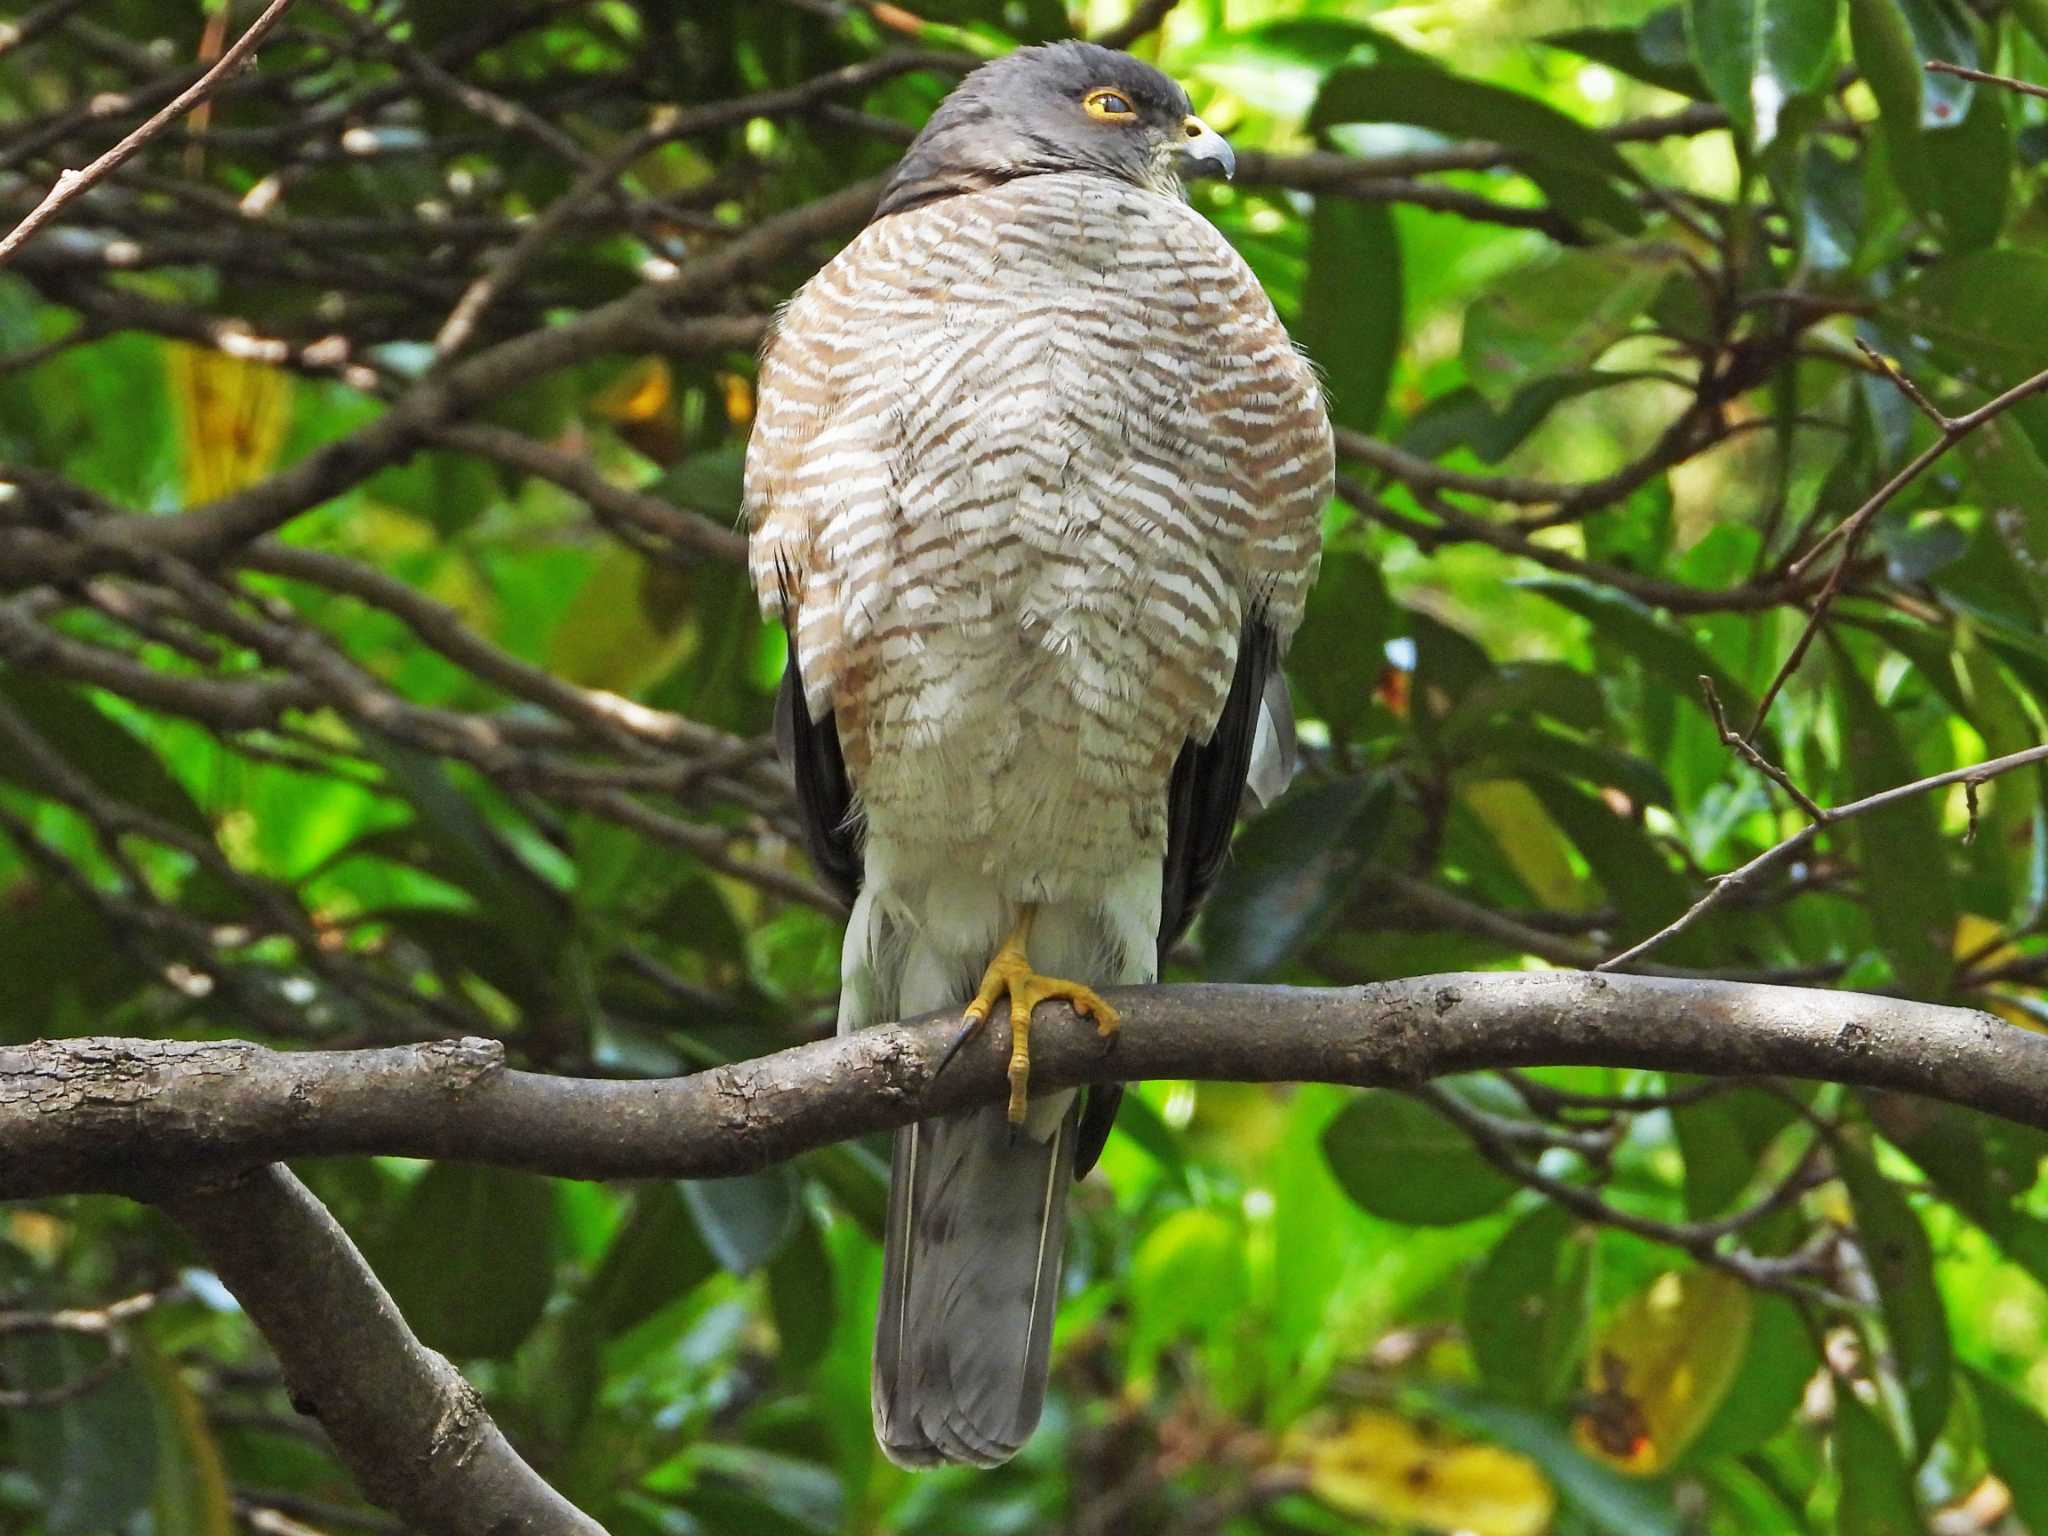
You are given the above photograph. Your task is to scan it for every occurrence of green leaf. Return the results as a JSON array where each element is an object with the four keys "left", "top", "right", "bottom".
[
  {"left": 1958, "top": 417, "right": 2048, "bottom": 608},
  {"left": 1887, "top": 249, "right": 2048, "bottom": 393},
  {"left": 1867, "top": 1097, "right": 2048, "bottom": 1288},
  {"left": 367, "top": 743, "right": 568, "bottom": 967},
  {"left": 138, "top": 1342, "right": 233, "bottom": 1536},
  {"left": 1833, "top": 1386, "right": 1923, "bottom": 1534},
  {"left": 1287, "top": 551, "right": 1394, "bottom": 744},
  {"left": 1898, "top": 0, "right": 1978, "bottom": 125},
  {"left": 519, "top": 1304, "right": 601, "bottom": 1448},
  {"left": 1682, "top": 1295, "right": 1819, "bottom": 1463},
  {"left": 1524, "top": 773, "right": 1695, "bottom": 944},
  {"left": 378, "top": 1163, "right": 559, "bottom": 1358},
  {"left": 1302, "top": 198, "right": 1400, "bottom": 436},
  {"left": 1838, "top": 1137, "right": 1952, "bottom": 1459},
  {"left": 767, "top": 1207, "right": 834, "bottom": 1375},
  {"left": 1685, "top": 0, "right": 1838, "bottom": 146},
  {"left": 0, "top": 886, "right": 151, "bottom": 1041},
  {"left": 1459, "top": 246, "right": 1675, "bottom": 406},
  {"left": 580, "top": 1183, "right": 719, "bottom": 1337},
  {"left": 801, "top": 1142, "right": 891, "bottom": 1239},
  {"left": 1311, "top": 65, "right": 1643, "bottom": 232},
  {"left": 1671, "top": 1086, "right": 1798, "bottom": 1220},
  {"left": 1543, "top": 8, "right": 1709, "bottom": 99},
  {"left": 1187, "top": 20, "right": 1429, "bottom": 124},
  {"left": 1399, "top": 375, "right": 1623, "bottom": 465},
  {"left": 1921, "top": 70, "right": 2010, "bottom": 253},
  {"left": 1831, "top": 649, "right": 1957, "bottom": 995},
  {"left": 1464, "top": 1204, "right": 1592, "bottom": 1406},
  {"left": 0, "top": 674, "right": 210, "bottom": 837},
  {"left": 1127, "top": 1206, "right": 1250, "bottom": 1383},
  {"left": 4, "top": 1331, "right": 157, "bottom": 1535},
  {"left": 1466, "top": 723, "right": 1671, "bottom": 811},
  {"left": 1967, "top": 1365, "right": 2048, "bottom": 1531},
  {"left": 1670, "top": 1098, "right": 1755, "bottom": 1218},
  {"left": 1322, "top": 1092, "right": 1518, "bottom": 1226},
  {"left": 1516, "top": 576, "right": 1766, "bottom": 742},
  {"left": 1202, "top": 774, "right": 1391, "bottom": 980},
  {"left": 682, "top": 1168, "right": 800, "bottom": 1274}
]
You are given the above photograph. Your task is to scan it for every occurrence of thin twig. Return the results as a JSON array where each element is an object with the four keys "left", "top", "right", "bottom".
[
  {"left": 1700, "top": 676, "right": 1829, "bottom": 822},
  {"left": 0, "top": 0, "right": 296, "bottom": 267},
  {"left": 1749, "top": 352, "right": 2048, "bottom": 737},
  {"left": 1598, "top": 739, "right": 2048, "bottom": 971},
  {"left": 1926, "top": 59, "right": 2048, "bottom": 103}
]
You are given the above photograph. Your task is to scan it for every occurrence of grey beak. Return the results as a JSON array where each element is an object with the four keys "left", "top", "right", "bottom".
[{"left": 1180, "top": 114, "right": 1235, "bottom": 181}]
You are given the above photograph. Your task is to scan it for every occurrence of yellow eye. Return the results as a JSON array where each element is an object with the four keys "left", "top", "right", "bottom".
[{"left": 1083, "top": 88, "right": 1137, "bottom": 122}]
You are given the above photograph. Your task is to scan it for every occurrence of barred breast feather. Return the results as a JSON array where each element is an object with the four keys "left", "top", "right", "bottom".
[{"left": 746, "top": 172, "right": 1330, "bottom": 899}]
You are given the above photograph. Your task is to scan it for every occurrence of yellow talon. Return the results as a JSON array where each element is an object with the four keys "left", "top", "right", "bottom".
[{"left": 961, "top": 907, "right": 1120, "bottom": 1126}]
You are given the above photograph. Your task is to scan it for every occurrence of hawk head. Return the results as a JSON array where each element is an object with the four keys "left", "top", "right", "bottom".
[{"left": 876, "top": 41, "right": 1234, "bottom": 218}]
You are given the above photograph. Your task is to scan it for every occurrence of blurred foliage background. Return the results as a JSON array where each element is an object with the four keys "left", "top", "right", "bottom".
[{"left": 7, "top": 0, "right": 2048, "bottom": 1531}]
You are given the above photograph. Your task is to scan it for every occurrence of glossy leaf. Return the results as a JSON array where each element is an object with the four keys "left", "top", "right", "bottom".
[
  {"left": 1833, "top": 1387, "right": 1923, "bottom": 1534},
  {"left": 4, "top": 1332, "right": 157, "bottom": 1534},
  {"left": 1888, "top": 249, "right": 2048, "bottom": 391},
  {"left": 1683, "top": 1295, "right": 1820, "bottom": 1463},
  {"left": 1967, "top": 1365, "right": 2048, "bottom": 1532},
  {"left": 1202, "top": 774, "right": 1393, "bottom": 980},
  {"left": 1459, "top": 247, "right": 1674, "bottom": 407},
  {"left": 1465, "top": 1204, "right": 1592, "bottom": 1406},
  {"left": 0, "top": 674, "right": 210, "bottom": 837},
  {"left": 580, "top": 1183, "right": 719, "bottom": 1337},
  {"left": 1312, "top": 65, "right": 1642, "bottom": 232},
  {"left": 1302, "top": 198, "right": 1400, "bottom": 436},
  {"left": 767, "top": 1206, "right": 835, "bottom": 1375},
  {"left": 1684, "top": 0, "right": 1838, "bottom": 146},
  {"left": 1127, "top": 1206, "right": 1250, "bottom": 1382},
  {"left": 1542, "top": 9, "right": 1707, "bottom": 98},
  {"left": 683, "top": 1167, "right": 801, "bottom": 1274},
  {"left": 1838, "top": 1138, "right": 1952, "bottom": 1459},
  {"left": 1322, "top": 1092, "right": 1518, "bottom": 1225},
  {"left": 377, "top": 1163, "right": 559, "bottom": 1358},
  {"left": 1831, "top": 650, "right": 1957, "bottom": 995}
]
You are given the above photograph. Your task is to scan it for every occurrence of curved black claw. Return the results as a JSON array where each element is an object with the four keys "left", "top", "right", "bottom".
[{"left": 931, "top": 1012, "right": 986, "bottom": 1082}]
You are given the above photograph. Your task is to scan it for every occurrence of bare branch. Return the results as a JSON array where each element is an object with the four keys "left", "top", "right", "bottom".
[
  {"left": 0, "top": 0, "right": 296, "bottom": 266},
  {"left": 1599, "top": 739, "right": 2048, "bottom": 971},
  {"left": 1751, "top": 355, "right": 2048, "bottom": 736},
  {"left": 1925, "top": 58, "right": 2048, "bottom": 102}
]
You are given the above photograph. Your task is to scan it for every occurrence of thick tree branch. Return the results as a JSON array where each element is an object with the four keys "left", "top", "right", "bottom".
[
  {"left": 162, "top": 1164, "right": 604, "bottom": 1536},
  {"left": 1, "top": 973, "right": 2031, "bottom": 1200}
]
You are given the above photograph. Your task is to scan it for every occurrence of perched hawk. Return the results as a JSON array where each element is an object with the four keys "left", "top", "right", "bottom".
[{"left": 746, "top": 42, "right": 1332, "bottom": 1467}]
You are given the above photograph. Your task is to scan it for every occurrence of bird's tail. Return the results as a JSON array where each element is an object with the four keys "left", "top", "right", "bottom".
[
  {"left": 841, "top": 883, "right": 1077, "bottom": 1468},
  {"left": 873, "top": 1100, "right": 1075, "bottom": 1467}
]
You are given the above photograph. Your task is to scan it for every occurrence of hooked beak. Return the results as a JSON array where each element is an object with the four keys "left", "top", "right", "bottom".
[{"left": 1179, "top": 113, "right": 1235, "bottom": 181}]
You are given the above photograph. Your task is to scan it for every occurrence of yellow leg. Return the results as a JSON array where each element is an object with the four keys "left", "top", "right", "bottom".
[{"left": 961, "top": 906, "right": 1121, "bottom": 1125}]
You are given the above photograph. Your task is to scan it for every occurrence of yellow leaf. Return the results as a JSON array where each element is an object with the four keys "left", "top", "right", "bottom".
[
  {"left": 1954, "top": 914, "right": 2037, "bottom": 1031},
  {"left": 719, "top": 369, "right": 755, "bottom": 428},
  {"left": 1577, "top": 1269, "right": 1751, "bottom": 1474},
  {"left": 1461, "top": 779, "right": 1582, "bottom": 910},
  {"left": 1300, "top": 1407, "right": 1554, "bottom": 1536},
  {"left": 166, "top": 344, "right": 290, "bottom": 502},
  {"left": 591, "top": 357, "right": 673, "bottom": 423},
  {"left": 546, "top": 545, "right": 694, "bottom": 693}
]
